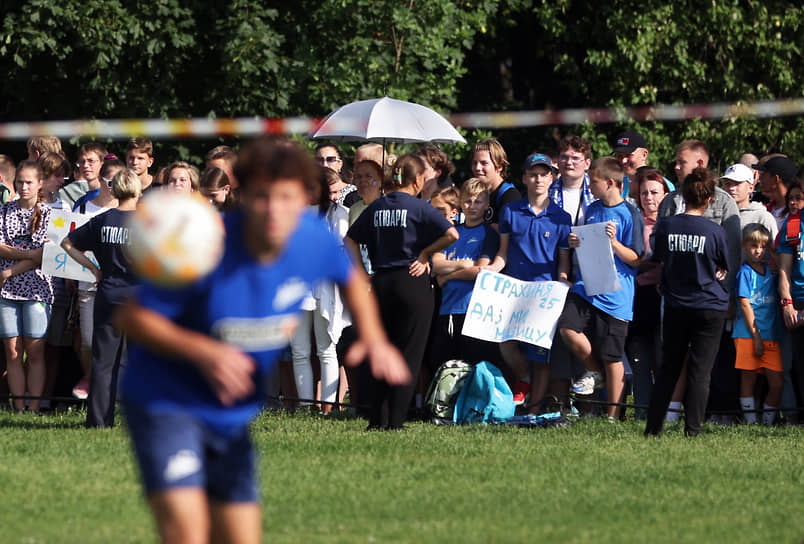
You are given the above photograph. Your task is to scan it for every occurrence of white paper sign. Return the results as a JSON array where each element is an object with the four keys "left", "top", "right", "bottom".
[
  {"left": 461, "top": 270, "right": 569, "bottom": 349},
  {"left": 41, "top": 209, "right": 98, "bottom": 281},
  {"left": 571, "top": 223, "right": 620, "bottom": 296}
]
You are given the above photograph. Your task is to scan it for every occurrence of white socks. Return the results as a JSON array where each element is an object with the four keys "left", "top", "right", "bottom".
[{"left": 741, "top": 397, "right": 757, "bottom": 423}]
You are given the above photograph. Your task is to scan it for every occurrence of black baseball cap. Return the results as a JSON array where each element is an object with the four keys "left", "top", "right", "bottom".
[
  {"left": 613, "top": 130, "right": 647, "bottom": 154},
  {"left": 752, "top": 156, "right": 798, "bottom": 186}
]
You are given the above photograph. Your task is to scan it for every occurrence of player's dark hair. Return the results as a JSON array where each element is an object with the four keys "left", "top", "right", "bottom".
[{"left": 235, "top": 136, "right": 319, "bottom": 198}]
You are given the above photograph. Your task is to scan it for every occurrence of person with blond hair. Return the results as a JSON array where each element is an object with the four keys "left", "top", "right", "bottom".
[{"left": 62, "top": 168, "right": 142, "bottom": 427}]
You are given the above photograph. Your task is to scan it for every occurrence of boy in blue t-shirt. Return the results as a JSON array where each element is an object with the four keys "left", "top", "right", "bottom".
[
  {"left": 486, "top": 153, "right": 572, "bottom": 410},
  {"left": 734, "top": 225, "right": 783, "bottom": 425},
  {"left": 115, "top": 139, "right": 410, "bottom": 544},
  {"left": 557, "top": 157, "right": 644, "bottom": 420},
  {"left": 431, "top": 179, "right": 500, "bottom": 367}
]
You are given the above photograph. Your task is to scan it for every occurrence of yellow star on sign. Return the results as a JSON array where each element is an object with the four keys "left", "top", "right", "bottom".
[{"left": 52, "top": 217, "right": 66, "bottom": 228}]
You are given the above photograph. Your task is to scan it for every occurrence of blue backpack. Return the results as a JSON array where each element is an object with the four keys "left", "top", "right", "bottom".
[{"left": 452, "top": 361, "right": 515, "bottom": 424}]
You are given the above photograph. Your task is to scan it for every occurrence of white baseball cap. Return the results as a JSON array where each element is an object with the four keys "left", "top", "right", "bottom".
[{"left": 720, "top": 163, "right": 754, "bottom": 183}]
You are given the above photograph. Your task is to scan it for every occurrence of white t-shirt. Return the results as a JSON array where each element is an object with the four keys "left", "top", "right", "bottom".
[{"left": 562, "top": 187, "right": 585, "bottom": 226}]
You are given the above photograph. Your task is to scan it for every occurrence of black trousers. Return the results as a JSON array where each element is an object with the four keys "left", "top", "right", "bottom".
[
  {"left": 86, "top": 286, "right": 130, "bottom": 428},
  {"left": 646, "top": 306, "right": 725, "bottom": 437},
  {"left": 369, "top": 268, "right": 433, "bottom": 428}
]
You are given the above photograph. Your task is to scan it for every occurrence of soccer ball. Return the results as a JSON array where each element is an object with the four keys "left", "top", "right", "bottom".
[{"left": 126, "top": 190, "right": 225, "bottom": 287}]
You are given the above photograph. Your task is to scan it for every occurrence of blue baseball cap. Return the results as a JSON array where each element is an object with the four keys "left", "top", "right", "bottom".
[{"left": 522, "top": 152, "right": 553, "bottom": 171}]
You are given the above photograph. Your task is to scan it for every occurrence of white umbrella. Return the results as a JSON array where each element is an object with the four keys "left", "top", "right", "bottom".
[{"left": 310, "top": 97, "right": 465, "bottom": 144}]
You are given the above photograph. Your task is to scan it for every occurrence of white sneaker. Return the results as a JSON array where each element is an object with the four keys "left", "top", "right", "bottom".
[{"left": 571, "top": 371, "right": 604, "bottom": 395}]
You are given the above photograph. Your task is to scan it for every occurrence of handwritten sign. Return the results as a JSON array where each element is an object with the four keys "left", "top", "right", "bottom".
[
  {"left": 571, "top": 223, "right": 620, "bottom": 296},
  {"left": 461, "top": 270, "right": 569, "bottom": 349},
  {"left": 41, "top": 209, "right": 98, "bottom": 281}
]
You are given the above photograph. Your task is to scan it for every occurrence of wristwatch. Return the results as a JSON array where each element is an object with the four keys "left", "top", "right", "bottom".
[{"left": 780, "top": 298, "right": 794, "bottom": 307}]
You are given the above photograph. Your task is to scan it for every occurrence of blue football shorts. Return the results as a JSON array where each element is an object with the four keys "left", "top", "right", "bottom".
[{"left": 123, "top": 403, "right": 259, "bottom": 503}]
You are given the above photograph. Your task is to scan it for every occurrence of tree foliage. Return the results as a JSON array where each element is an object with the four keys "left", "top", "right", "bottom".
[{"left": 0, "top": 0, "right": 801, "bottom": 171}]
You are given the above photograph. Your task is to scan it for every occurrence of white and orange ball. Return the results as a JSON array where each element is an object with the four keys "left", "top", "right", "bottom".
[{"left": 126, "top": 190, "right": 225, "bottom": 287}]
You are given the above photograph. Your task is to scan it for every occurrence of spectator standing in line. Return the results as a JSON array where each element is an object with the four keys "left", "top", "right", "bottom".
[
  {"left": 548, "top": 135, "right": 596, "bottom": 407},
  {"left": 733, "top": 226, "right": 783, "bottom": 425},
  {"left": 613, "top": 130, "right": 675, "bottom": 201},
  {"left": 549, "top": 135, "right": 594, "bottom": 228},
  {"left": 430, "top": 178, "right": 500, "bottom": 368},
  {"left": 346, "top": 153, "right": 458, "bottom": 430},
  {"left": 315, "top": 143, "right": 360, "bottom": 207},
  {"left": 416, "top": 145, "right": 456, "bottom": 201},
  {"left": 61, "top": 169, "right": 142, "bottom": 427},
  {"left": 657, "top": 141, "right": 742, "bottom": 423},
  {"left": 645, "top": 168, "right": 730, "bottom": 437},
  {"left": 0, "top": 161, "right": 53, "bottom": 412},
  {"left": 26, "top": 136, "right": 63, "bottom": 162},
  {"left": 721, "top": 163, "right": 778, "bottom": 241},
  {"left": 125, "top": 138, "right": 156, "bottom": 193},
  {"left": 0, "top": 155, "right": 16, "bottom": 203},
  {"left": 165, "top": 161, "right": 200, "bottom": 194},
  {"left": 558, "top": 157, "right": 643, "bottom": 420},
  {"left": 70, "top": 153, "right": 120, "bottom": 401},
  {"left": 471, "top": 138, "right": 520, "bottom": 229},
  {"left": 625, "top": 167, "right": 670, "bottom": 419},
  {"left": 205, "top": 145, "right": 239, "bottom": 190},
  {"left": 486, "top": 153, "right": 572, "bottom": 410},
  {"left": 775, "top": 168, "right": 804, "bottom": 423},
  {"left": 755, "top": 155, "right": 799, "bottom": 229}
]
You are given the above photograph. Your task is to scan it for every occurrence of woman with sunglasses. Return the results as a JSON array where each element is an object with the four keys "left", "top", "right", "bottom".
[{"left": 314, "top": 143, "right": 360, "bottom": 207}]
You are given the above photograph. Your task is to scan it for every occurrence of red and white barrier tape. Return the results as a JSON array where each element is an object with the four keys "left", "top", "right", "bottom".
[{"left": 1, "top": 98, "right": 801, "bottom": 140}]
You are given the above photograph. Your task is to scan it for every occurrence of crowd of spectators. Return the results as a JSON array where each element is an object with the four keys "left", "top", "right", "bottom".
[{"left": 1, "top": 131, "right": 801, "bottom": 433}]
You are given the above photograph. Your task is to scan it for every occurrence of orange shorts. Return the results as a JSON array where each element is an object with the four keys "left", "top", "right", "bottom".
[{"left": 733, "top": 337, "right": 783, "bottom": 372}]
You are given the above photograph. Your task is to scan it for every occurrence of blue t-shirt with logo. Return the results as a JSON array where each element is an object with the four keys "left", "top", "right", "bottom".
[
  {"left": 572, "top": 200, "right": 644, "bottom": 321},
  {"left": 776, "top": 216, "right": 804, "bottom": 302},
  {"left": 120, "top": 210, "right": 353, "bottom": 436},
  {"left": 499, "top": 198, "right": 572, "bottom": 282},
  {"left": 439, "top": 222, "right": 499, "bottom": 315},
  {"left": 733, "top": 262, "right": 780, "bottom": 341}
]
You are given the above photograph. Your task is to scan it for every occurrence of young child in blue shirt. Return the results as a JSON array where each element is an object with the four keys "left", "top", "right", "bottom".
[
  {"left": 487, "top": 153, "right": 572, "bottom": 411},
  {"left": 734, "top": 225, "right": 783, "bottom": 425},
  {"left": 558, "top": 157, "right": 644, "bottom": 420},
  {"left": 430, "top": 178, "right": 500, "bottom": 367}
]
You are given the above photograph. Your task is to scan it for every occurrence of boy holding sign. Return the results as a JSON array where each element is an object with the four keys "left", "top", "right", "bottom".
[
  {"left": 486, "top": 153, "right": 572, "bottom": 410},
  {"left": 558, "top": 157, "right": 644, "bottom": 420}
]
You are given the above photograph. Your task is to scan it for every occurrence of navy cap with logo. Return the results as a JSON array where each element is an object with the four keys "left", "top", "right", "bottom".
[
  {"left": 522, "top": 152, "right": 553, "bottom": 172},
  {"left": 752, "top": 156, "right": 798, "bottom": 186},
  {"left": 613, "top": 130, "right": 648, "bottom": 154}
]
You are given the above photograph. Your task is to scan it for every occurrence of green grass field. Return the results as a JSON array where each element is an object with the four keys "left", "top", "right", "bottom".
[{"left": 0, "top": 409, "right": 801, "bottom": 543}]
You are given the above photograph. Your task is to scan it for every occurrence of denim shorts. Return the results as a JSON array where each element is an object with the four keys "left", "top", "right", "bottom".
[
  {"left": 123, "top": 403, "right": 259, "bottom": 503},
  {"left": 0, "top": 298, "right": 52, "bottom": 338}
]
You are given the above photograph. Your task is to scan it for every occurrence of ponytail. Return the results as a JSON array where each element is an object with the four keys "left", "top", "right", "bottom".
[{"left": 385, "top": 153, "right": 424, "bottom": 192}]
